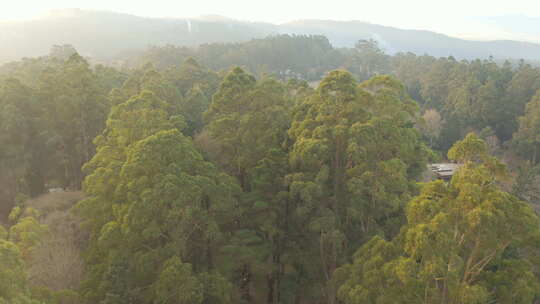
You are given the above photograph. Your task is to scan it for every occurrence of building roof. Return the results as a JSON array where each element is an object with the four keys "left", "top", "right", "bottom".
[{"left": 430, "top": 163, "right": 461, "bottom": 180}]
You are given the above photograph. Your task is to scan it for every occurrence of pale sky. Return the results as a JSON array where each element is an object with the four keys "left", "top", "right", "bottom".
[{"left": 2, "top": 0, "right": 540, "bottom": 42}]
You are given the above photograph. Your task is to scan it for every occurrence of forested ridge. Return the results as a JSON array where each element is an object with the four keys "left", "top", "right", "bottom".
[
  {"left": 1, "top": 35, "right": 540, "bottom": 304},
  {"left": 3, "top": 9, "right": 540, "bottom": 64}
]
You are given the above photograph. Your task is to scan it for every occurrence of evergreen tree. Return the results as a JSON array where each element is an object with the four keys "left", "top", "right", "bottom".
[
  {"left": 337, "top": 134, "right": 540, "bottom": 304},
  {"left": 513, "top": 90, "right": 540, "bottom": 164},
  {"left": 287, "top": 70, "right": 427, "bottom": 303}
]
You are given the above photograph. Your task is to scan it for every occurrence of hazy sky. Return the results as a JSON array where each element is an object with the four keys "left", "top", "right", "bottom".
[{"left": 2, "top": 0, "right": 540, "bottom": 41}]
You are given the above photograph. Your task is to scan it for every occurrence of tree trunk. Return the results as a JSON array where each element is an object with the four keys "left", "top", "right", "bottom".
[
  {"left": 267, "top": 246, "right": 283, "bottom": 304},
  {"left": 533, "top": 143, "right": 538, "bottom": 165},
  {"left": 240, "top": 264, "right": 252, "bottom": 304},
  {"left": 266, "top": 273, "right": 275, "bottom": 304},
  {"left": 203, "top": 196, "right": 214, "bottom": 271}
]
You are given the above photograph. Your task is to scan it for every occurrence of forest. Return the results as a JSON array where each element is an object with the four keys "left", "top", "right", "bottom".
[
  {"left": 2, "top": 9, "right": 540, "bottom": 64},
  {"left": 1, "top": 34, "right": 540, "bottom": 304}
]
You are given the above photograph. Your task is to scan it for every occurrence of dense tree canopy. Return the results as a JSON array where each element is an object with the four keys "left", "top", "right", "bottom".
[
  {"left": 1, "top": 36, "right": 540, "bottom": 304},
  {"left": 513, "top": 90, "right": 540, "bottom": 164},
  {"left": 285, "top": 70, "right": 428, "bottom": 303},
  {"left": 337, "top": 134, "right": 540, "bottom": 304}
]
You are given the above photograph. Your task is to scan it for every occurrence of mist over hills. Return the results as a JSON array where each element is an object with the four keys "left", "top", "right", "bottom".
[
  {"left": 0, "top": 9, "right": 274, "bottom": 62},
  {"left": 469, "top": 14, "right": 540, "bottom": 43},
  {"left": 1, "top": 9, "right": 540, "bottom": 63},
  {"left": 281, "top": 20, "right": 540, "bottom": 60}
]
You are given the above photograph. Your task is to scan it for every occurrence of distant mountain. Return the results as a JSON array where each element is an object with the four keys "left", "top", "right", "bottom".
[
  {"left": 280, "top": 20, "right": 540, "bottom": 60},
  {"left": 0, "top": 9, "right": 276, "bottom": 62},
  {"left": 1, "top": 9, "right": 540, "bottom": 64}
]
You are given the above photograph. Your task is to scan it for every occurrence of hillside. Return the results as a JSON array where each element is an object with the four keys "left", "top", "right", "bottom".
[
  {"left": 0, "top": 9, "right": 275, "bottom": 62},
  {"left": 282, "top": 20, "right": 540, "bottom": 60},
  {"left": 2, "top": 9, "right": 540, "bottom": 63}
]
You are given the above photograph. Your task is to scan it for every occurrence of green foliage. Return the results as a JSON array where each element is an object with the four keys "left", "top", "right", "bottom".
[
  {"left": 287, "top": 70, "right": 427, "bottom": 303},
  {"left": 3, "top": 37, "right": 540, "bottom": 304},
  {"left": 0, "top": 239, "right": 27, "bottom": 301},
  {"left": 30, "top": 287, "right": 81, "bottom": 304},
  {"left": 341, "top": 39, "right": 390, "bottom": 81},
  {"left": 154, "top": 257, "right": 203, "bottom": 304},
  {"left": 0, "top": 294, "right": 43, "bottom": 304},
  {"left": 8, "top": 213, "right": 48, "bottom": 260},
  {"left": 80, "top": 110, "right": 239, "bottom": 303},
  {"left": 512, "top": 90, "right": 540, "bottom": 163},
  {"left": 165, "top": 35, "right": 339, "bottom": 81},
  {"left": 76, "top": 89, "right": 182, "bottom": 303},
  {"left": 0, "top": 48, "right": 118, "bottom": 213},
  {"left": 170, "top": 58, "right": 221, "bottom": 136},
  {"left": 204, "top": 67, "right": 288, "bottom": 188},
  {"left": 512, "top": 162, "right": 540, "bottom": 204},
  {"left": 9, "top": 206, "right": 23, "bottom": 223},
  {"left": 203, "top": 67, "right": 296, "bottom": 303},
  {"left": 337, "top": 136, "right": 540, "bottom": 304},
  {"left": 198, "top": 272, "right": 234, "bottom": 304},
  {"left": 38, "top": 53, "right": 109, "bottom": 188},
  {"left": 393, "top": 55, "right": 540, "bottom": 150},
  {"left": 0, "top": 236, "right": 45, "bottom": 304},
  {"left": 447, "top": 132, "right": 488, "bottom": 162},
  {"left": 0, "top": 77, "right": 46, "bottom": 200},
  {"left": 0, "top": 226, "right": 6, "bottom": 240}
]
